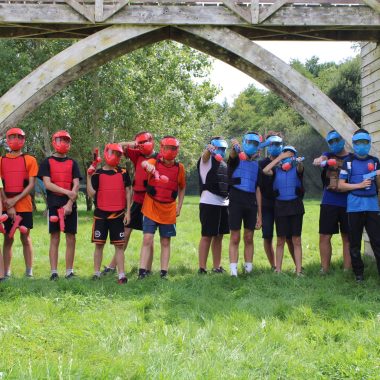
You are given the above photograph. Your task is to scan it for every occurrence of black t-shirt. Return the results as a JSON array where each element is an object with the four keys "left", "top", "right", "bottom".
[
  {"left": 38, "top": 156, "right": 82, "bottom": 208},
  {"left": 259, "top": 157, "right": 276, "bottom": 208},
  {"left": 228, "top": 155, "right": 261, "bottom": 206},
  {"left": 91, "top": 167, "right": 131, "bottom": 218}
]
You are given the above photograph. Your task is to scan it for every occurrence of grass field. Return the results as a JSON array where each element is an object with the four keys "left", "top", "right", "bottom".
[{"left": 0, "top": 197, "right": 379, "bottom": 379}]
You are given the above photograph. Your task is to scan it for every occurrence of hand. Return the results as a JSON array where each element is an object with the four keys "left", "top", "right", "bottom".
[
  {"left": 87, "top": 164, "right": 96, "bottom": 175},
  {"left": 206, "top": 144, "right": 215, "bottom": 152},
  {"left": 7, "top": 207, "right": 16, "bottom": 220},
  {"left": 4, "top": 197, "right": 17, "bottom": 209},
  {"left": 123, "top": 211, "right": 131, "bottom": 226},
  {"left": 231, "top": 139, "right": 239, "bottom": 148},
  {"left": 176, "top": 206, "right": 181, "bottom": 217},
  {"left": 255, "top": 215, "right": 262, "bottom": 230},
  {"left": 360, "top": 179, "right": 372, "bottom": 189},
  {"left": 63, "top": 203, "right": 72, "bottom": 216},
  {"left": 313, "top": 157, "right": 324, "bottom": 166},
  {"left": 279, "top": 151, "right": 293, "bottom": 160},
  {"left": 145, "top": 163, "right": 156, "bottom": 174},
  {"left": 66, "top": 190, "right": 77, "bottom": 201}
]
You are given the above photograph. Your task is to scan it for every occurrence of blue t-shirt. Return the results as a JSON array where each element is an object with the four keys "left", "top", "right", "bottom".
[
  {"left": 321, "top": 151, "right": 348, "bottom": 208},
  {"left": 339, "top": 154, "right": 380, "bottom": 213}
]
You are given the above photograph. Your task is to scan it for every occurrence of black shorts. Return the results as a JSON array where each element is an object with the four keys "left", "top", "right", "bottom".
[
  {"left": 262, "top": 206, "right": 275, "bottom": 239},
  {"left": 126, "top": 201, "right": 143, "bottom": 231},
  {"left": 199, "top": 203, "right": 229, "bottom": 237},
  {"left": 275, "top": 214, "right": 303, "bottom": 237},
  {"left": 319, "top": 204, "right": 349, "bottom": 235},
  {"left": 48, "top": 207, "right": 78, "bottom": 234},
  {"left": 229, "top": 202, "right": 257, "bottom": 231},
  {"left": 92, "top": 212, "right": 125, "bottom": 245},
  {"left": 3, "top": 211, "right": 33, "bottom": 233}
]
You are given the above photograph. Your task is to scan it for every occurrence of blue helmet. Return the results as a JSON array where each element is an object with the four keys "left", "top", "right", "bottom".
[
  {"left": 326, "top": 131, "right": 345, "bottom": 154},
  {"left": 352, "top": 131, "right": 371, "bottom": 157},
  {"left": 242, "top": 133, "right": 261, "bottom": 156},
  {"left": 210, "top": 138, "right": 228, "bottom": 159},
  {"left": 267, "top": 135, "right": 283, "bottom": 157},
  {"left": 281, "top": 145, "right": 297, "bottom": 165}
]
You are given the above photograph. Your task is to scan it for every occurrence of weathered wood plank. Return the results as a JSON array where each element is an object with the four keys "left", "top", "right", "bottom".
[
  {"left": 362, "top": 99, "right": 380, "bottom": 117},
  {"left": 251, "top": 0, "right": 259, "bottom": 23},
  {"left": 95, "top": 0, "right": 103, "bottom": 22},
  {"left": 361, "top": 41, "right": 378, "bottom": 57},
  {"left": 368, "top": 127, "right": 380, "bottom": 141},
  {"left": 362, "top": 44, "right": 380, "bottom": 67},
  {"left": 362, "top": 79, "right": 380, "bottom": 97},
  {"left": 64, "top": 0, "right": 95, "bottom": 22},
  {"left": 221, "top": 0, "right": 252, "bottom": 23},
  {"left": 362, "top": 57, "right": 380, "bottom": 78},
  {"left": 362, "top": 0, "right": 380, "bottom": 14},
  {"left": 362, "top": 110, "right": 380, "bottom": 126},
  {"left": 362, "top": 89, "right": 380, "bottom": 107},
  {"left": 101, "top": 0, "right": 129, "bottom": 22},
  {"left": 362, "top": 68, "right": 380, "bottom": 88},
  {"left": 259, "top": 0, "right": 287, "bottom": 23}
]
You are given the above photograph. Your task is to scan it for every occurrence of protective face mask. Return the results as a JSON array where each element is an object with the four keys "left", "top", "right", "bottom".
[
  {"left": 353, "top": 143, "right": 370, "bottom": 157},
  {"left": 328, "top": 139, "right": 345, "bottom": 154}
]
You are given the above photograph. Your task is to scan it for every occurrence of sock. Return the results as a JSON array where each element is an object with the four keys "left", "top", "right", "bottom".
[
  {"left": 160, "top": 269, "right": 168, "bottom": 277},
  {"left": 26, "top": 268, "right": 33, "bottom": 276},
  {"left": 244, "top": 262, "right": 253, "bottom": 273},
  {"left": 118, "top": 272, "right": 125, "bottom": 280},
  {"left": 51, "top": 269, "right": 58, "bottom": 275},
  {"left": 109, "top": 266, "right": 115, "bottom": 270},
  {"left": 94, "top": 271, "right": 101, "bottom": 277},
  {"left": 5, "top": 270, "right": 11, "bottom": 277},
  {"left": 138, "top": 268, "right": 146, "bottom": 276},
  {"left": 66, "top": 269, "right": 73, "bottom": 276},
  {"left": 230, "top": 263, "right": 238, "bottom": 276}
]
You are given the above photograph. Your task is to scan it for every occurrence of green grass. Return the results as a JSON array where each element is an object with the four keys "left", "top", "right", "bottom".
[{"left": 1, "top": 197, "right": 380, "bottom": 379}]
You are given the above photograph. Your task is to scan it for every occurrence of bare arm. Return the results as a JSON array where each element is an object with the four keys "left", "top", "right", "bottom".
[
  {"left": 42, "top": 176, "right": 77, "bottom": 200},
  {"left": 124, "top": 186, "right": 132, "bottom": 225},
  {"left": 176, "top": 186, "right": 186, "bottom": 217},
  {"left": 338, "top": 178, "right": 371, "bottom": 192},
  {"left": 256, "top": 186, "right": 262, "bottom": 229},
  {"left": 313, "top": 154, "right": 328, "bottom": 166},
  {"left": 86, "top": 173, "right": 96, "bottom": 199}
]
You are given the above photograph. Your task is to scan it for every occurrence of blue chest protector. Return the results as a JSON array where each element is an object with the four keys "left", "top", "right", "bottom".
[
  {"left": 273, "top": 166, "right": 302, "bottom": 201},
  {"left": 231, "top": 160, "right": 259, "bottom": 193},
  {"left": 347, "top": 157, "right": 377, "bottom": 197}
]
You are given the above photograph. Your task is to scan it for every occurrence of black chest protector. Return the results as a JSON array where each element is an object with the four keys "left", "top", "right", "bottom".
[{"left": 197, "top": 157, "right": 229, "bottom": 198}]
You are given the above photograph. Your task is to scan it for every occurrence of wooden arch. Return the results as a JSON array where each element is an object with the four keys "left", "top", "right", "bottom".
[{"left": 0, "top": 25, "right": 358, "bottom": 142}]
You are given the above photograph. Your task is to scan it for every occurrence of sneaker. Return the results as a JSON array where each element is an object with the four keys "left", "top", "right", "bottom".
[
  {"left": 146, "top": 270, "right": 152, "bottom": 276},
  {"left": 50, "top": 273, "right": 59, "bottom": 281},
  {"left": 101, "top": 266, "right": 116, "bottom": 276},
  {"left": 117, "top": 277, "right": 128, "bottom": 284},
  {"left": 92, "top": 274, "right": 101, "bottom": 281},
  {"left": 0, "top": 277, "right": 6, "bottom": 282},
  {"left": 296, "top": 271, "right": 305, "bottom": 277},
  {"left": 160, "top": 270, "right": 168, "bottom": 279},
  {"left": 25, "top": 273, "right": 34, "bottom": 278},
  {"left": 212, "top": 267, "right": 226, "bottom": 274},
  {"left": 198, "top": 268, "right": 208, "bottom": 275},
  {"left": 65, "top": 272, "right": 75, "bottom": 279},
  {"left": 355, "top": 275, "right": 364, "bottom": 283}
]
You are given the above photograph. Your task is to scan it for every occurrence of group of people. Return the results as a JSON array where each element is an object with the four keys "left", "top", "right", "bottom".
[{"left": 0, "top": 126, "right": 379, "bottom": 284}]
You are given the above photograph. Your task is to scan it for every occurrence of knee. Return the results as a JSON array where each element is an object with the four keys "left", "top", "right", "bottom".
[
  {"left": 320, "top": 234, "right": 331, "bottom": 243},
  {"left": 161, "top": 238, "right": 170, "bottom": 249},
  {"left": 143, "top": 234, "right": 153, "bottom": 247},
  {"left": 243, "top": 233, "right": 253, "bottom": 246},
  {"left": 20, "top": 234, "right": 31, "bottom": 246},
  {"left": 50, "top": 233, "right": 60, "bottom": 244},
  {"left": 276, "top": 237, "right": 286, "bottom": 247},
  {"left": 230, "top": 232, "right": 240, "bottom": 245},
  {"left": 66, "top": 234, "right": 76, "bottom": 244},
  {"left": 292, "top": 236, "right": 301, "bottom": 246}
]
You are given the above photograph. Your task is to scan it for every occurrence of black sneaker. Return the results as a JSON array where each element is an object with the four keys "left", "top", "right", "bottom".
[
  {"left": 198, "top": 268, "right": 207, "bottom": 275},
  {"left": 117, "top": 277, "right": 128, "bottom": 284},
  {"left": 65, "top": 272, "right": 75, "bottom": 279},
  {"left": 101, "top": 266, "right": 116, "bottom": 276},
  {"left": 212, "top": 267, "right": 226, "bottom": 274},
  {"left": 92, "top": 274, "right": 101, "bottom": 281},
  {"left": 355, "top": 275, "right": 364, "bottom": 283},
  {"left": 138, "top": 268, "right": 147, "bottom": 280},
  {"left": 146, "top": 270, "right": 152, "bottom": 276},
  {"left": 50, "top": 273, "right": 59, "bottom": 281},
  {"left": 160, "top": 270, "right": 168, "bottom": 279}
]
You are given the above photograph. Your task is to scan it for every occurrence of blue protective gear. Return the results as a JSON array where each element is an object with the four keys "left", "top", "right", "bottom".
[
  {"left": 282, "top": 145, "right": 297, "bottom": 156},
  {"left": 347, "top": 157, "right": 377, "bottom": 197},
  {"left": 352, "top": 132, "right": 371, "bottom": 157},
  {"left": 231, "top": 160, "right": 259, "bottom": 193},
  {"left": 326, "top": 131, "right": 345, "bottom": 154},
  {"left": 267, "top": 135, "right": 283, "bottom": 157},
  {"left": 273, "top": 166, "right": 302, "bottom": 201},
  {"left": 210, "top": 138, "right": 228, "bottom": 159},
  {"left": 353, "top": 144, "right": 371, "bottom": 157},
  {"left": 352, "top": 132, "right": 371, "bottom": 143},
  {"left": 242, "top": 133, "right": 260, "bottom": 156}
]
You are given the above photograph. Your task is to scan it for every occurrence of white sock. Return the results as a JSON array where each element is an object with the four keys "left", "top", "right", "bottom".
[
  {"left": 26, "top": 268, "right": 33, "bottom": 276},
  {"left": 109, "top": 267, "right": 116, "bottom": 270},
  {"left": 244, "top": 262, "right": 253, "bottom": 273},
  {"left": 230, "top": 263, "right": 238, "bottom": 276},
  {"left": 66, "top": 269, "right": 73, "bottom": 276},
  {"left": 118, "top": 272, "right": 125, "bottom": 280},
  {"left": 94, "top": 271, "right": 101, "bottom": 277},
  {"left": 6, "top": 270, "right": 11, "bottom": 277},
  {"left": 51, "top": 269, "right": 58, "bottom": 275}
]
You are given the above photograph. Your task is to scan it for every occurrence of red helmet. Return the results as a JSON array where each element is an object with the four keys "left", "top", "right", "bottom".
[
  {"left": 6, "top": 127, "right": 25, "bottom": 151},
  {"left": 135, "top": 132, "right": 154, "bottom": 156},
  {"left": 104, "top": 143, "right": 123, "bottom": 167},
  {"left": 52, "top": 130, "right": 71, "bottom": 154},
  {"left": 160, "top": 136, "right": 179, "bottom": 161}
]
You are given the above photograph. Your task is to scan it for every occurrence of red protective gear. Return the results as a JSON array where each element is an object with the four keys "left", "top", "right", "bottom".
[
  {"left": 135, "top": 132, "right": 154, "bottom": 156},
  {"left": 48, "top": 158, "right": 73, "bottom": 194},
  {"left": 160, "top": 137, "right": 179, "bottom": 161},
  {"left": 104, "top": 143, "right": 123, "bottom": 167},
  {"left": 97, "top": 170, "right": 126, "bottom": 212},
  {"left": 52, "top": 130, "right": 71, "bottom": 154},
  {"left": 1, "top": 155, "right": 28, "bottom": 196},
  {"left": 6, "top": 128, "right": 25, "bottom": 151}
]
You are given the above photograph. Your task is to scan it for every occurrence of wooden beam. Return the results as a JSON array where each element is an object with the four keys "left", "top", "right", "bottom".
[
  {"left": 221, "top": 0, "right": 251, "bottom": 23},
  {"left": 95, "top": 0, "right": 103, "bottom": 22},
  {"left": 259, "top": 0, "right": 288, "bottom": 23},
  {"left": 250, "top": 0, "right": 260, "bottom": 24},
  {"left": 64, "top": 0, "right": 94, "bottom": 23},
  {"left": 362, "top": 0, "right": 380, "bottom": 13},
  {"left": 102, "top": 1, "right": 129, "bottom": 22}
]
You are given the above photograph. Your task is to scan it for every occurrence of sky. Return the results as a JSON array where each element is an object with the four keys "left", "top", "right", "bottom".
[{"left": 210, "top": 41, "right": 358, "bottom": 104}]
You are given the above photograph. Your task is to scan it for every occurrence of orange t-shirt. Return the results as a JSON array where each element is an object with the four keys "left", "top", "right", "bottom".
[
  {"left": 0, "top": 153, "right": 39, "bottom": 212},
  {"left": 141, "top": 159, "right": 186, "bottom": 225}
]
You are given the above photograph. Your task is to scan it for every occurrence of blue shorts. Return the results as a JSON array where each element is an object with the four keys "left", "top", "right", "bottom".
[{"left": 143, "top": 216, "right": 176, "bottom": 237}]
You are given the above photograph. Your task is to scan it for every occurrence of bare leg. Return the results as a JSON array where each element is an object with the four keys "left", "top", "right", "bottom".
[
  {"left": 147, "top": 239, "right": 154, "bottom": 272},
  {"left": 115, "top": 244, "right": 125, "bottom": 275},
  {"left": 275, "top": 236, "right": 286, "bottom": 272},
  {"left": 292, "top": 236, "right": 303, "bottom": 274},
  {"left": 229, "top": 230, "right": 240, "bottom": 264},
  {"left": 263, "top": 238, "right": 276, "bottom": 268},
  {"left": 341, "top": 232, "right": 351, "bottom": 270},
  {"left": 49, "top": 231, "right": 60, "bottom": 271},
  {"left": 160, "top": 237, "right": 171, "bottom": 271},
  {"left": 286, "top": 238, "right": 295, "bottom": 264},
  {"left": 3, "top": 235, "right": 13, "bottom": 275},
  {"left": 94, "top": 244, "right": 105, "bottom": 273},
  {"left": 243, "top": 229, "right": 254, "bottom": 263},
  {"left": 139, "top": 233, "right": 154, "bottom": 270},
  {"left": 107, "top": 227, "right": 133, "bottom": 269},
  {"left": 319, "top": 234, "right": 332, "bottom": 273},
  {"left": 198, "top": 236, "right": 212, "bottom": 270},
  {"left": 20, "top": 231, "right": 33, "bottom": 275},
  {"left": 65, "top": 233, "right": 76, "bottom": 271},
  {"left": 0, "top": 249, "right": 4, "bottom": 278},
  {"left": 211, "top": 235, "right": 223, "bottom": 269}
]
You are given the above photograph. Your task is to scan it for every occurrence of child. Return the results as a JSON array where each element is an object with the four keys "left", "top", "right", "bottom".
[
  {"left": 138, "top": 136, "right": 186, "bottom": 279},
  {"left": 0, "top": 128, "right": 38, "bottom": 278},
  {"left": 313, "top": 130, "right": 351, "bottom": 273},
  {"left": 197, "top": 137, "right": 229, "bottom": 274},
  {"left": 228, "top": 132, "right": 262, "bottom": 277},
  {"left": 338, "top": 129, "right": 380, "bottom": 282},
  {"left": 102, "top": 132, "right": 157, "bottom": 276},
  {"left": 38, "top": 131, "right": 82, "bottom": 280},
  {"left": 87, "top": 143, "right": 132, "bottom": 284},
  {"left": 262, "top": 146, "right": 304, "bottom": 275}
]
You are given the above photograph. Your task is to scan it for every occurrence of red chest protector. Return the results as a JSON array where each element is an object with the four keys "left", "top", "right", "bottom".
[
  {"left": 146, "top": 160, "right": 179, "bottom": 203},
  {"left": 133, "top": 155, "right": 150, "bottom": 193},
  {"left": 1, "top": 155, "right": 28, "bottom": 196},
  {"left": 97, "top": 169, "right": 126, "bottom": 212},
  {"left": 48, "top": 158, "right": 73, "bottom": 195}
]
